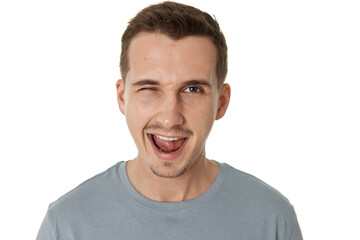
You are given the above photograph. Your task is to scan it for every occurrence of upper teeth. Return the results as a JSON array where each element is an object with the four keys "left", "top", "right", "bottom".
[{"left": 156, "top": 135, "right": 180, "bottom": 141}]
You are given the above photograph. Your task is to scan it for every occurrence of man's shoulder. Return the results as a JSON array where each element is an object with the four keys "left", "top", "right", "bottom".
[
  {"left": 221, "top": 163, "right": 296, "bottom": 217},
  {"left": 47, "top": 162, "right": 122, "bottom": 216}
]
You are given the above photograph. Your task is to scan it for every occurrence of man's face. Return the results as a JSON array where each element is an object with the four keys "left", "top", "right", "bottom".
[{"left": 117, "top": 32, "right": 230, "bottom": 178}]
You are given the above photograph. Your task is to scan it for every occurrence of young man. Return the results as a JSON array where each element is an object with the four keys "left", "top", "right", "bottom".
[{"left": 37, "top": 2, "right": 302, "bottom": 239}]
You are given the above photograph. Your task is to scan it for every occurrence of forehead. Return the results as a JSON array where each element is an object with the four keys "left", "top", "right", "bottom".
[{"left": 126, "top": 32, "right": 217, "bottom": 84}]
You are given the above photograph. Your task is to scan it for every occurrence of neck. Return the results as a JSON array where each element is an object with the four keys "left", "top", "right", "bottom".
[{"left": 126, "top": 156, "right": 219, "bottom": 202}]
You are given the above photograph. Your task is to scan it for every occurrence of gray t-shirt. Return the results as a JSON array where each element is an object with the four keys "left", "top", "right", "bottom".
[{"left": 37, "top": 162, "right": 302, "bottom": 240}]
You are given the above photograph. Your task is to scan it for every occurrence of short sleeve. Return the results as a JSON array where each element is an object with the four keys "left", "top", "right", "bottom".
[
  {"left": 36, "top": 209, "right": 58, "bottom": 240},
  {"left": 289, "top": 214, "right": 303, "bottom": 240}
]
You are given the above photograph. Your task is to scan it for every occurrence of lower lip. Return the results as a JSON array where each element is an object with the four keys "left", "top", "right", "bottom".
[{"left": 147, "top": 134, "right": 188, "bottom": 161}]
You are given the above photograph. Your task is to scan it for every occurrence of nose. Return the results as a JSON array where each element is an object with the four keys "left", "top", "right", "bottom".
[{"left": 155, "top": 93, "right": 184, "bottom": 129}]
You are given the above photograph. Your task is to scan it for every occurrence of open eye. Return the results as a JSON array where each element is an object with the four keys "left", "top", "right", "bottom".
[{"left": 183, "top": 86, "right": 202, "bottom": 93}]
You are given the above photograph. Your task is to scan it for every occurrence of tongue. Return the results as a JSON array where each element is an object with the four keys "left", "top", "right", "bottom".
[{"left": 153, "top": 136, "right": 185, "bottom": 152}]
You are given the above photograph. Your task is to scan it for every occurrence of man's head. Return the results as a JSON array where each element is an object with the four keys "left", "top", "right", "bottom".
[
  {"left": 120, "top": 1, "right": 227, "bottom": 89},
  {"left": 117, "top": 2, "right": 230, "bottom": 179}
]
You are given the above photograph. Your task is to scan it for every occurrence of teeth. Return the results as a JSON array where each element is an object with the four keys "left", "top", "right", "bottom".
[{"left": 155, "top": 135, "right": 180, "bottom": 141}]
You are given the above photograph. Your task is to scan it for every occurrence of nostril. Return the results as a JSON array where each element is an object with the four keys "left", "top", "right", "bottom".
[{"left": 156, "top": 110, "right": 185, "bottom": 127}]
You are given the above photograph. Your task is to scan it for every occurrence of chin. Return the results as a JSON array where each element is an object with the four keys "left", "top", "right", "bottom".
[
  {"left": 145, "top": 152, "right": 197, "bottom": 178},
  {"left": 145, "top": 156, "right": 193, "bottom": 179}
]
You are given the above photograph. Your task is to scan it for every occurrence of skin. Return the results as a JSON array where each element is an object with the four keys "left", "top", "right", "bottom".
[{"left": 116, "top": 32, "right": 231, "bottom": 202}]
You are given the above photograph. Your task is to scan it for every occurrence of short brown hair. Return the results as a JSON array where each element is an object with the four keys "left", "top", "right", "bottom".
[{"left": 120, "top": 1, "right": 228, "bottom": 88}]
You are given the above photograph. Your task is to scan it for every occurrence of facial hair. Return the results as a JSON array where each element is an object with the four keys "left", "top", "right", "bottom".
[{"left": 143, "top": 124, "right": 194, "bottom": 178}]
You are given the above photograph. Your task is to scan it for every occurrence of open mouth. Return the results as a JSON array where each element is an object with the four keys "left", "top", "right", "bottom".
[{"left": 148, "top": 134, "right": 188, "bottom": 153}]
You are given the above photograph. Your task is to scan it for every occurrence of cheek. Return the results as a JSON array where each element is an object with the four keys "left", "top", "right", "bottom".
[
  {"left": 185, "top": 95, "right": 217, "bottom": 118},
  {"left": 126, "top": 92, "right": 159, "bottom": 116},
  {"left": 125, "top": 96, "right": 154, "bottom": 136},
  {"left": 185, "top": 99, "right": 217, "bottom": 135}
]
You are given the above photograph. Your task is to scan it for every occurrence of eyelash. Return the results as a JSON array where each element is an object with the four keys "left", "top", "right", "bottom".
[
  {"left": 183, "top": 86, "right": 203, "bottom": 93},
  {"left": 138, "top": 86, "right": 204, "bottom": 94},
  {"left": 138, "top": 87, "right": 157, "bottom": 92}
]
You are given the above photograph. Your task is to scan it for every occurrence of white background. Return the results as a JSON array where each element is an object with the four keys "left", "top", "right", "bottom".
[{"left": 0, "top": 0, "right": 359, "bottom": 239}]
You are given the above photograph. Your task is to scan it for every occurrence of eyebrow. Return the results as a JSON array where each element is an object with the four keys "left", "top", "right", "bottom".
[
  {"left": 131, "top": 79, "right": 160, "bottom": 86},
  {"left": 182, "top": 80, "right": 212, "bottom": 89},
  {"left": 131, "top": 79, "right": 212, "bottom": 88}
]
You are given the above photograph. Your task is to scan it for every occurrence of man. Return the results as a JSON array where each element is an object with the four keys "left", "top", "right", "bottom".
[{"left": 37, "top": 1, "right": 302, "bottom": 239}]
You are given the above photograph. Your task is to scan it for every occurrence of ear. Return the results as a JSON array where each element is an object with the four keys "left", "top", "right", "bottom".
[
  {"left": 116, "top": 79, "right": 126, "bottom": 115},
  {"left": 215, "top": 83, "right": 231, "bottom": 120}
]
